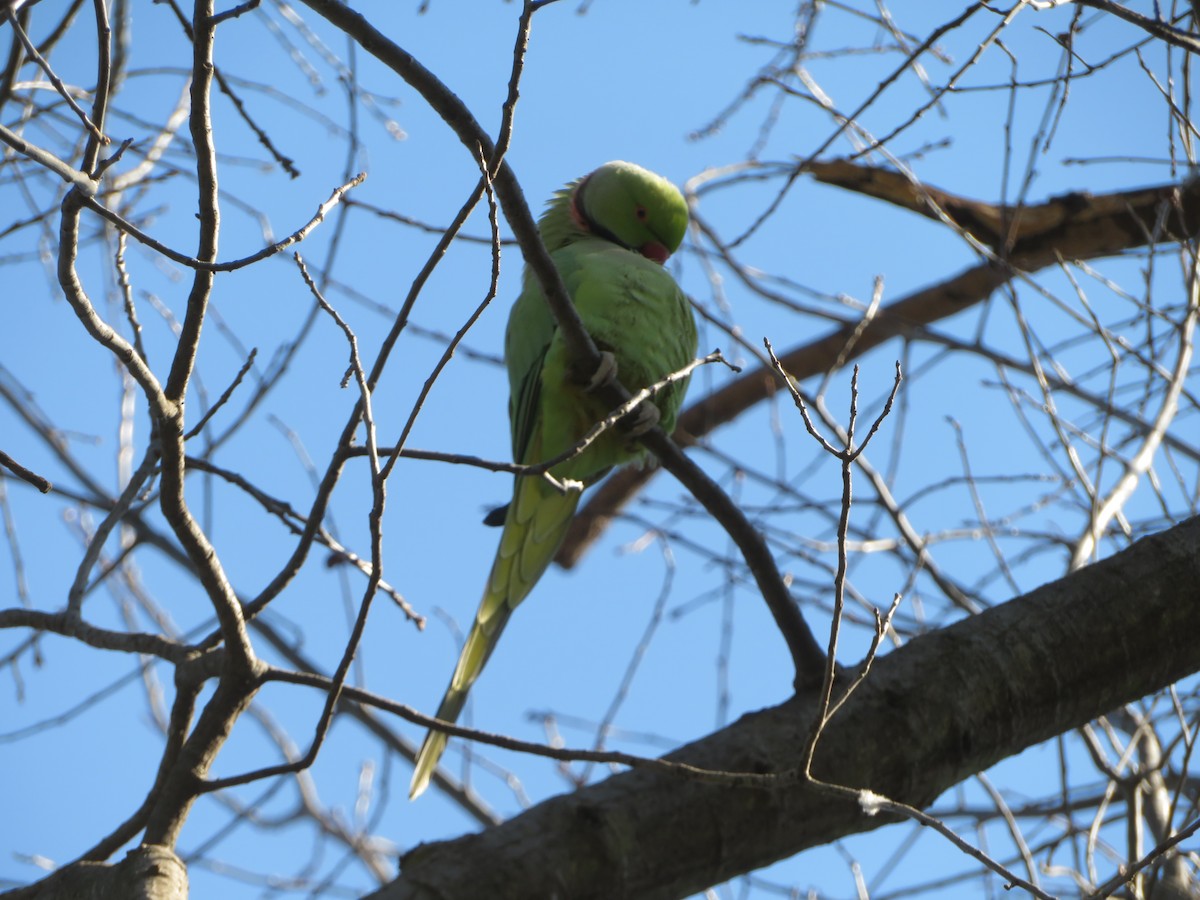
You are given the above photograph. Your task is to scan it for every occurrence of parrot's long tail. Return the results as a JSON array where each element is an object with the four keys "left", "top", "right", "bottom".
[
  {"left": 408, "top": 604, "right": 513, "bottom": 800},
  {"left": 409, "top": 474, "right": 581, "bottom": 799}
]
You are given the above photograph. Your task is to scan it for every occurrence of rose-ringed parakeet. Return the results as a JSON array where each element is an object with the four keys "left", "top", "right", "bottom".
[{"left": 409, "top": 161, "right": 698, "bottom": 799}]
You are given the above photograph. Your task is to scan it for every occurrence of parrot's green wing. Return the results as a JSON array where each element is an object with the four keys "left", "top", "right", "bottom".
[
  {"left": 409, "top": 162, "right": 697, "bottom": 799},
  {"left": 505, "top": 290, "right": 554, "bottom": 464}
]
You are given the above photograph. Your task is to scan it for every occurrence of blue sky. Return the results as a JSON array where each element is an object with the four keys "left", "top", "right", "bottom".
[{"left": 1, "top": 1, "right": 1195, "bottom": 898}]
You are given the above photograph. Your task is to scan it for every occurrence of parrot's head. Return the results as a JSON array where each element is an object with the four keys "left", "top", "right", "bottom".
[{"left": 572, "top": 161, "right": 688, "bottom": 265}]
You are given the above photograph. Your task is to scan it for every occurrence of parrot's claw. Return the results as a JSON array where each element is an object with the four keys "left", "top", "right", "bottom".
[
  {"left": 585, "top": 351, "right": 619, "bottom": 393},
  {"left": 619, "top": 401, "right": 661, "bottom": 439}
]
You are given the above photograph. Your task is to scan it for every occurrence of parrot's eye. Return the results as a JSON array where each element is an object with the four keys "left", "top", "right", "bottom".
[{"left": 635, "top": 205, "right": 648, "bottom": 221}]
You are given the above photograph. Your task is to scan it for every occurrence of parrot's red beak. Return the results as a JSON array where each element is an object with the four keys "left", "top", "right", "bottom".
[{"left": 640, "top": 241, "right": 670, "bottom": 264}]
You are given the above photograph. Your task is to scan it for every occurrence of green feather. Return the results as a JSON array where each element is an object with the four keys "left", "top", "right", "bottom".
[{"left": 409, "top": 161, "right": 697, "bottom": 799}]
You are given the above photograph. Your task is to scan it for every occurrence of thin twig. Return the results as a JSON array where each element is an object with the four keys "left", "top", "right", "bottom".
[
  {"left": 1085, "top": 813, "right": 1200, "bottom": 898},
  {"left": 852, "top": 788, "right": 1057, "bottom": 900},
  {"left": 3, "top": 7, "right": 108, "bottom": 143},
  {"left": 0, "top": 120, "right": 98, "bottom": 194},
  {"left": 247, "top": 666, "right": 785, "bottom": 789},
  {"left": 763, "top": 342, "right": 903, "bottom": 770},
  {"left": 244, "top": 251, "right": 389, "bottom": 796},
  {"left": 65, "top": 448, "right": 159, "bottom": 617},
  {"left": 208, "top": 0, "right": 260, "bottom": 27},
  {"left": 184, "top": 348, "right": 259, "bottom": 440},
  {"left": 0, "top": 607, "right": 193, "bottom": 663},
  {"left": 0, "top": 449, "right": 52, "bottom": 493},
  {"left": 1068, "top": 253, "right": 1198, "bottom": 569},
  {"left": 1069, "top": 0, "right": 1200, "bottom": 55},
  {"left": 78, "top": 172, "right": 366, "bottom": 271}
]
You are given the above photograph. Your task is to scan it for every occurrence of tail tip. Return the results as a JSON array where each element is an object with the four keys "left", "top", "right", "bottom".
[
  {"left": 408, "top": 771, "right": 431, "bottom": 800},
  {"left": 409, "top": 753, "right": 436, "bottom": 800},
  {"left": 408, "top": 731, "right": 447, "bottom": 801}
]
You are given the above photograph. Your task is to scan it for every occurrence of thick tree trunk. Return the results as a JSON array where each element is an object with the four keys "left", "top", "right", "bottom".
[{"left": 381, "top": 515, "right": 1200, "bottom": 900}]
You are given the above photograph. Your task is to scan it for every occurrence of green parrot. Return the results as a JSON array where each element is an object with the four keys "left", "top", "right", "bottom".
[{"left": 409, "top": 161, "right": 698, "bottom": 799}]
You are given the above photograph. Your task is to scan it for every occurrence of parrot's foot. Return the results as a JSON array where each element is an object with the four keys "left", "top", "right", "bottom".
[
  {"left": 586, "top": 350, "right": 660, "bottom": 441},
  {"left": 619, "top": 401, "right": 661, "bottom": 439},
  {"left": 585, "top": 351, "right": 619, "bottom": 393}
]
